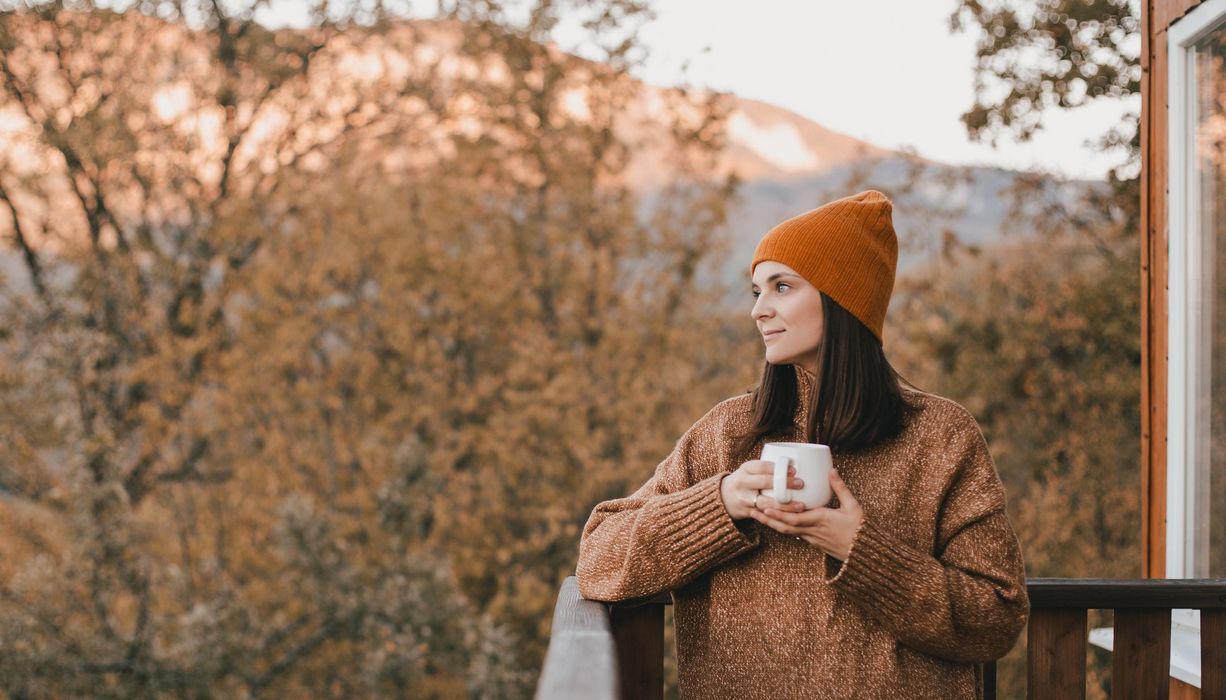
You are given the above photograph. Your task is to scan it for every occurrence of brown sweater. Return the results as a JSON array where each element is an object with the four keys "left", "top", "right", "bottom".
[{"left": 576, "top": 365, "right": 1029, "bottom": 699}]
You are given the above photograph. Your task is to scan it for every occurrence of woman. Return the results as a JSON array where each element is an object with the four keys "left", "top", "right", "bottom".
[{"left": 575, "top": 190, "right": 1029, "bottom": 698}]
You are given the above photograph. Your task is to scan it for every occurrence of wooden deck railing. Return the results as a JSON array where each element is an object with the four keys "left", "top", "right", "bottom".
[{"left": 536, "top": 577, "right": 1226, "bottom": 700}]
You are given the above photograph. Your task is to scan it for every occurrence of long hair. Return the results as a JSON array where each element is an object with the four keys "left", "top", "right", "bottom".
[{"left": 730, "top": 293, "right": 914, "bottom": 456}]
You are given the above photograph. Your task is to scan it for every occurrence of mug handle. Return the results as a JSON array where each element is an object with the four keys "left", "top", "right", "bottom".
[{"left": 771, "top": 456, "right": 793, "bottom": 504}]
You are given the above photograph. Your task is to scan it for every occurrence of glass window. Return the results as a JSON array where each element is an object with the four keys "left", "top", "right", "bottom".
[{"left": 1192, "top": 22, "right": 1226, "bottom": 578}]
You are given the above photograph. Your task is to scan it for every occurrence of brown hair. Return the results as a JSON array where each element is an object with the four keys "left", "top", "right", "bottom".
[{"left": 731, "top": 293, "right": 914, "bottom": 456}]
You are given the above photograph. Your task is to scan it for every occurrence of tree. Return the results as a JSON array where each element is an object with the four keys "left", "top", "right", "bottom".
[
  {"left": 950, "top": 0, "right": 1142, "bottom": 215},
  {"left": 0, "top": 0, "right": 742, "bottom": 695}
]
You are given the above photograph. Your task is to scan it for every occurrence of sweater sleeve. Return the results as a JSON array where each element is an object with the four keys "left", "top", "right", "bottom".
[
  {"left": 823, "top": 411, "right": 1030, "bottom": 664},
  {"left": 576, "top": 403, "right": 761, "bottom": 602}
]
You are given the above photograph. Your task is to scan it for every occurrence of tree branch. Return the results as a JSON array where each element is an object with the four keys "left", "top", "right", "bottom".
[{"left": 0, "top": 174, "right": 51, "bottom": 306}]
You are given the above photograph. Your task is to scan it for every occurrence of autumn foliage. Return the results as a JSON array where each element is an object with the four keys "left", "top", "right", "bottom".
[{"left": 0, "top": 1, "right": 1145, "bottom": 698}]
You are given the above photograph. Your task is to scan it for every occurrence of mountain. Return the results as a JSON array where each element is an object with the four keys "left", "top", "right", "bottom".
[
  {"left": 0, "top": 13, "right": 1101, "bottom": 305},
  {"left": 636, "top": 95, "right": 1099, "bottom": 304},
  {"left": 604, "top": 69, "right": 1101, "bottom": 304},
  {"left": 621, "top": 90, "right": 894, "bottom": 187}
]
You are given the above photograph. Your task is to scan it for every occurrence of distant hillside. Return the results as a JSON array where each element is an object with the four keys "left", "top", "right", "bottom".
[
  {"left": 640, "top": 148, "right": 1100, "bottom": 307},
  {"left": 620, "top": 90, "right": 895, "bottom": 188},
  {"left": 710, "top": 157, "right": 1100, "bottom": 301},
  {"left": 0, "top": 11, "right": 1102, "bottom": 306}
]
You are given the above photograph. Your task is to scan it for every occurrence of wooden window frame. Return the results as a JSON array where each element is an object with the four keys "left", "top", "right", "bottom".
[
  {"left": 1143, "top": 0, "right": 1206, "bottom": 582},
  {"left": 1165, "top": 0, "right": 1226, "bottom": 585}
]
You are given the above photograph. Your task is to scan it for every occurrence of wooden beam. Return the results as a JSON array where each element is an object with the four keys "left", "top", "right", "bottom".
[
  {"left": 1141, "top": 0, "right": 1154, "bottom": 582},
  {"left": 981, "top": 660, "right": 997, "bottom": 700},
  {"left": 535, "top": 577, "right": 620, "bottom": 700},
  {"left": 1204, "top": 608, "right": 1226, "bottom": 700},
  {"left": 1029, "top": 578, "right": 1226, "bottom": 608},
  {"left": 609, "top": 602, "right": 664, "bottom": 700},
  {"left": 1113, "top": 609, "right": 1173, "bottom": 700},
  {"left": 1028, "top": 608, "right": 1088, "bottom": 699},
  {"left": 1155, "top": 0, "right": 1205, "bottom": 31},
  {"left": 1143, "top": 8, "right": 1172, "bottom": 579}
]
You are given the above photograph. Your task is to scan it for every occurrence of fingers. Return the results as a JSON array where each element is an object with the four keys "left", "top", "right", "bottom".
[
  {"left": 751, "top": 510, "right": 802, "bottom": 535},
  {"left": 740, "top": 460, "right": 796, "bottom": 477},
  {"left": 741, "top": 474, "right": 805, "bottom": 492},
  {"left": 829, "top": 469, "right": 857, "bottom": 505},
  {"left": 752, "top": 494, "right": 804, "bottom": 513},
  {"left": 753, "top": 506, "right": 836, "bottom": 536},
  {"left": 739, "top": 460, "right": 773, "bottom": 474},
  {"left": 737, "top": 490, "right": 804, "bottom": 513},
  {"left": 761, "top": 506, "right": 830, "bottom": 527},
  {"left": 742, "top": 474, "right": 772, "bottom": 491},
  {"left": 737, "top": 462, "right": 802, "bottom": 490}
]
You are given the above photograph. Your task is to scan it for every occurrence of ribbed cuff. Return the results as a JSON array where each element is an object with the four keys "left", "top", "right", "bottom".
[
  {"left": 657, "top": 472, "right": 759, "bottom": 572},
  {"left": 823, "top": 518, "right": 930, "bottom": 618}
]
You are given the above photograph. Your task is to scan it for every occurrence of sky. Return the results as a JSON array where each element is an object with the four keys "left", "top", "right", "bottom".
[
  {"left": 259, "top": 0, "right": 1141, "bottom": 181},
  {"left": 620, "top": 0, "right": 1140, "bottom": 181}
]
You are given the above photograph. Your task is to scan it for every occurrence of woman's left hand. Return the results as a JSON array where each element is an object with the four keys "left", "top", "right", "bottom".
[{"left": 749, "top": 469, "right": 864, "bottom": 561}]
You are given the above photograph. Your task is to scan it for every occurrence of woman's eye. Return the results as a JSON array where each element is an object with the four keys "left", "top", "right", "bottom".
[{"left": 751, "top": 283, "right": 789, "bottom": 299}]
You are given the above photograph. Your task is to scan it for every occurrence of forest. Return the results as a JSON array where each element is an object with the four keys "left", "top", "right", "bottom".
[{"left": 0, "top": 0, "right": 1151, "bottom": 697}]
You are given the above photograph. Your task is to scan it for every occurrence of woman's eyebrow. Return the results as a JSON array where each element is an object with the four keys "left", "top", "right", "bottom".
[{"left": 751, "top": 272, "right": 798, "bottom": 287}]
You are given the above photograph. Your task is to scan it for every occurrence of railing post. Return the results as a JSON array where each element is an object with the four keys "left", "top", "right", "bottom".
[
  {"left": 609, "top": 602, "right": 664, "bottom": 700},
  {"left": 1113, "top": 608, "right": 1171, "bottom": 700},
  {"left": 1027, "top": 608, "right": 1087, "bottom": 699},
  {"left": 1203, "top": 608, "right": 1226, "bottom": 700},
  {"left": 535, "top": 577, "right": 619, "bottom": 700},
  {"left": 979, "top": 660, "right": 997, "bottom": 700}
]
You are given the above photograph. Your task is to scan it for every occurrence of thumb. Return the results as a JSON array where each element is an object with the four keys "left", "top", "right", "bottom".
[{"left": 829, "top": 469, "right": 856, "bottom": 505}]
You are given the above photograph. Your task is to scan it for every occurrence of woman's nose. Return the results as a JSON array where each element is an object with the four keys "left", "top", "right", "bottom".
[{"left": 752, "top": 296, "right": 772, "bottom": 320}]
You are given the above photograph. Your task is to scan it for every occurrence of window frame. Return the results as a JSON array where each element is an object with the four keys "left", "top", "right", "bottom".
[
  {"left": 1166, "top": 0, "right": 1226, "bottom": 583},
  {"left": 1162, "top": 0, "right": 1226, "bottom": 686}
]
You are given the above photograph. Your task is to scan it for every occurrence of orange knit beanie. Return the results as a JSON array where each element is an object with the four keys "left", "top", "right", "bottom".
[{"left": 750, "top": 190, "right": 898, "bottom": 342}]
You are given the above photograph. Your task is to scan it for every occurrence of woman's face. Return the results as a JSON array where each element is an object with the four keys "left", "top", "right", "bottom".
[{"left": 751, "top": 260, "right": 824, "bottom": 370}]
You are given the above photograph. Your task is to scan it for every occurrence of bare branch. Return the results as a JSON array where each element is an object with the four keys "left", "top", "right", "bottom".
[
  {"left": 248, "top": 615, "right": 348, "bottom": 696},
  {"left": 0, "top": 174, "right": 51, "bottom": 306}
]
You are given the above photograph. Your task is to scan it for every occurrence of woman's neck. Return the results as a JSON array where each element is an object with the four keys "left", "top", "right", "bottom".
[{"left": 792, "top": 363, "right": 818, "bottom": 427}]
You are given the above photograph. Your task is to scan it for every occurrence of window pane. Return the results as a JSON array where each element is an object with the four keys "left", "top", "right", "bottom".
[{"left": 1195, "top": 24, "right": 1226, "bottom": 578}]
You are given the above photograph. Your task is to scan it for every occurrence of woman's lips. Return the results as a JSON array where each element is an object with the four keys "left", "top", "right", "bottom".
[{"left": 763, "top": 330, "right": 784, "bottom": 340}]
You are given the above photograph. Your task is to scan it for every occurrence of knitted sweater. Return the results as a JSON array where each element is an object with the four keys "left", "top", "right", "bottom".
[{"left": 576, "top": 365, "right": 1029, "bottom": 699}]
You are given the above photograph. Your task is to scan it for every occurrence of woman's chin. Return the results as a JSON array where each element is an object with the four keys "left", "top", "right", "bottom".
[{"left": 764, "top": 350, "right": 792, "bottom": 365}]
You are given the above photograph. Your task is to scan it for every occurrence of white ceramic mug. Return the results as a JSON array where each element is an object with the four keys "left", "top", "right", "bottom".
[{"left": 759, "top": 442, "right": 833, "bottom": 509}]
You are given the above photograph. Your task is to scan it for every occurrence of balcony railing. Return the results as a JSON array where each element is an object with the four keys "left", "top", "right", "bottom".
[{"left": 536, "top": 577, "right": 1226, "bottom": 700}]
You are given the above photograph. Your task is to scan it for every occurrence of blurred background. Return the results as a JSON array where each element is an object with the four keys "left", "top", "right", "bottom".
[{"left": 0, "top": 0, "right": 1145, "bottom": 697}]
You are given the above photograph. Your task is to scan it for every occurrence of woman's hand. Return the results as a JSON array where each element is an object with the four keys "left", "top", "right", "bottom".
[
  {"left": 720, "top": 460, "right": 806, "bottom": 520},
  {"left": 749, "top": 469, "right": 864, "bottom": 561}
]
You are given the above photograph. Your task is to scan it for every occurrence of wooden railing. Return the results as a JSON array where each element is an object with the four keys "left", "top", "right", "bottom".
[{"left": 536, "top": 577, "right": 1226, "bottom": 700}]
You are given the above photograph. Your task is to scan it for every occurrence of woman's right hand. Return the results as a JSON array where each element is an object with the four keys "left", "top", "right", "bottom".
[{"left": 720, "top": 460, "right": 807, "bottom": 520}]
